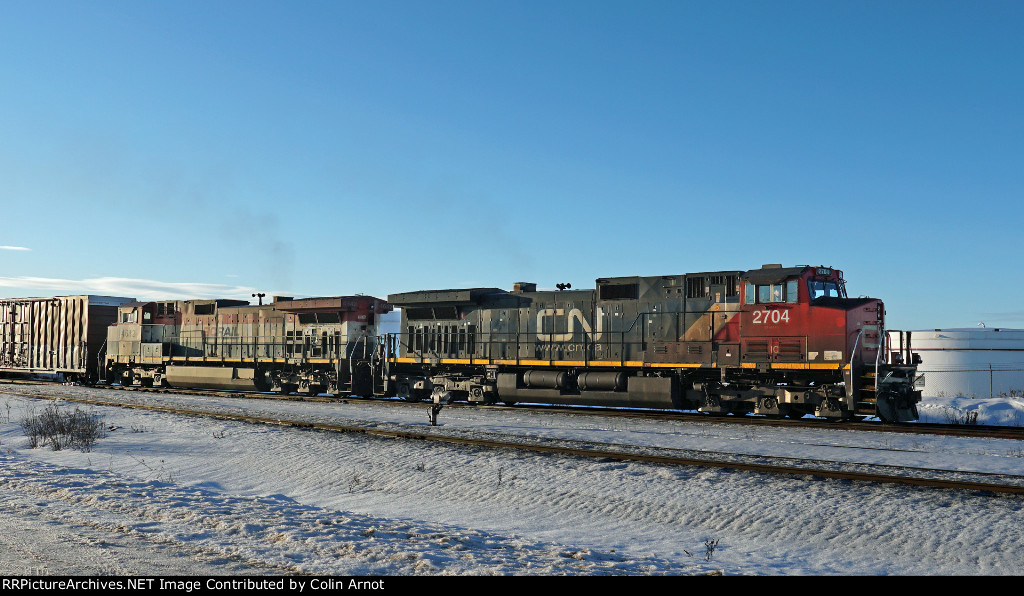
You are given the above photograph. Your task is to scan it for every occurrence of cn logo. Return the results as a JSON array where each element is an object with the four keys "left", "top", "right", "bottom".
[{"left": 536, "top": 308, "right": 604, "bottom": 342}]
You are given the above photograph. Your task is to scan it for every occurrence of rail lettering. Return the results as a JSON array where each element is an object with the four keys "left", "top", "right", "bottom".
[
  {"left": 752, "top": 310, "right": 790, "bottom": 325},
  {"left": 536, "top": 307, "right": 604, "bottom": 342}
]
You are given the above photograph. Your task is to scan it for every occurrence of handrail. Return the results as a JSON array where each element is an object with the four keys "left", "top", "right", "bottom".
[{"left": 848, "top": 328, "right": 863, "bottom": 377}]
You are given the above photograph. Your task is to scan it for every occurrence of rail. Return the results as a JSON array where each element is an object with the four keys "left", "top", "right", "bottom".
[
  {"left": 381, "top": 327, "right": 830, "bottom": 368},
  {"left": 106, "top": 326, "right": 373, "bottom": 362}
]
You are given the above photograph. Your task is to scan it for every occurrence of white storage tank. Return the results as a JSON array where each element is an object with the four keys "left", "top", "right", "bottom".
[{"left": 893, "top": 328, "right": 1024, "bottom": 398}]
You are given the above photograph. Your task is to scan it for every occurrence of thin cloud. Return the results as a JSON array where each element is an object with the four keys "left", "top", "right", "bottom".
[
  {"left": 0, "top": 276, "right": 261, "bottom": 301},
  {"left": 0, "top": 246, "right": 30, "bottom": 251}
]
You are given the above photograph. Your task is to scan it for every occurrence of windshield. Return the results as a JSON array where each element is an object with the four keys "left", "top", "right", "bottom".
[{"left": 807, "top": 279, "right": 846, "bottom": 300}]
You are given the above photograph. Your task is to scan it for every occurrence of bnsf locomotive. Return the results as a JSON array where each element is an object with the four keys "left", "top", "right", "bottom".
[{"left": 380, "top": 264, "right": 921, "bottom": 422}]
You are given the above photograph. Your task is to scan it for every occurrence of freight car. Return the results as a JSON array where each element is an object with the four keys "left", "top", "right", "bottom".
[
  {"left": 1, "top": 295, "right": 134, "bottom": 383},
  {"left": 378, "top": 264, "right": 922, "bottom": 422},
  {"left": 104, "top": 294, "right": 391, "bottom": 396}
]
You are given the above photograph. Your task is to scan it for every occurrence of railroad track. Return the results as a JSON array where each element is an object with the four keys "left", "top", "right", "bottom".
[
  {"left": 3, "top": 377, "right": 1023, "bottom": 441},
  {"left": 6, "top": 385, "right": 1024, "bottom": 497}
]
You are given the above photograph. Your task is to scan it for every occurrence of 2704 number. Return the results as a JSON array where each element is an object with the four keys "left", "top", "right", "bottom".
[{"left": 752, "top": 309, "right": 790, "bottom": 324}]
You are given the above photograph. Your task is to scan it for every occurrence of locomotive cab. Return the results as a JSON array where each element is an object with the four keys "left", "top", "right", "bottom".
[
  {"left": 107, "top": 301, "right": 166, "bottom": 386},
  {"left": 736, "top": 265, "right": 919, "bottom": 421}
]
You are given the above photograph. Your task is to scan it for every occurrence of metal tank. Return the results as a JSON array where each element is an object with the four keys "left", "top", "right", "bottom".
[{"left": 891, "top": 328, "right": 1024, "bottom": 398}]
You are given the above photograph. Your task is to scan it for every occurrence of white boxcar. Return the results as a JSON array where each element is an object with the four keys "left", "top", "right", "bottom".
[{"left": 0, "top": 295, "right": 135, "bottom": 381}]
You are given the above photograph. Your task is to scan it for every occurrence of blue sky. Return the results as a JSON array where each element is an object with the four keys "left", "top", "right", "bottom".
[{"left": 1, "top": 0, "right": 1022, "bottom": 330}]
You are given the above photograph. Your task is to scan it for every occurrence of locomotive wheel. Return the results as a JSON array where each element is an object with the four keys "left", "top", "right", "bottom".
[
  {"left": 470, "top": 386, "right": 488, "bottom": 403},
  {"left": 396, "top": 383, "right": 416, "bottom": 402},
  {"left": 702, "top": 394, "right": 727, "bottom": 416},
  {"left": 762, "top": 397, "right": 782, "bottom": 419},
  {"left": 280, "top": 383, "right": 298, "bottom": 395}
]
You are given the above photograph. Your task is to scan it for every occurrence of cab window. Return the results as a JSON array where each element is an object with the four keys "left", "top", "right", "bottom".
[
  {"left": 808, "top": 280, "right": 846, "bottom": 299},
  {"left": 745, "top": 280, "right": 799, "bottom": 304}
]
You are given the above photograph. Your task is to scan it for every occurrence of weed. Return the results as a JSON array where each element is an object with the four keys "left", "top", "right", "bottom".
[
  {"left": 127, "top": 453, "right": 175, "bottom": 482},
  {"left": 704, "top": 538, "right": 720, "bottom": 562},
  {"left": 497, "top": 466, "right": 517, "bottom": 487},
  {"left": 20, "top": 404, "right": 105, "bottom": 452},
  {"left": 943, "top": 407, "right": 978, "bottom": 425},
  {"left": 349, "top": 471, "right": 371, "bottom": 493}
]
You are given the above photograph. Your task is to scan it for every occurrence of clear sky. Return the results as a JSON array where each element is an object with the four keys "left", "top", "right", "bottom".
[{"left": 2, "top": 0, "right": 1022, "bottom": 330}]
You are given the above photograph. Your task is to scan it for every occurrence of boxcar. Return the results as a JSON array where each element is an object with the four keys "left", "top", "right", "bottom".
[{"left": 0, "top": 295, "right": 135, "bottom": 382}]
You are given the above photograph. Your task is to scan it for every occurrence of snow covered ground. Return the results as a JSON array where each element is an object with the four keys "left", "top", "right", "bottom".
[
  {"left": 2, "top": 385, "right": 1024, "bottom": 576},
  {"left": 919, "top": 394, "right": 1024, "bottom": 427}
]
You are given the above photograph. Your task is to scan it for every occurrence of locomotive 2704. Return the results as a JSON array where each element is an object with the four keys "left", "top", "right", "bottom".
[{"left": 380, "top": 264, "right": 921, "bottom": 422}]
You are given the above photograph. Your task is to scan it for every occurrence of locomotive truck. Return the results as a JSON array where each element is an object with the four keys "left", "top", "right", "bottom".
[{"left": 379, "top": 264, "right": 922, "bottom": 422}]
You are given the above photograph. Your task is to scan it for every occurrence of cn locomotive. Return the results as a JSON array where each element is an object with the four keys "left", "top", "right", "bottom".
[{"left": 380, "top": 264, "right": 921, "bottom": 422}]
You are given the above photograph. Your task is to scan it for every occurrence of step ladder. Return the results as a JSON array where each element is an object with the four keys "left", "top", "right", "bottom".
[{"left": 854, "top": 371, "right": 878, "bottom": 417}]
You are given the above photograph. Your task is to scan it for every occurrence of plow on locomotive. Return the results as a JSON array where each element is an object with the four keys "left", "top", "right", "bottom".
[{"left": 2, "top": 263, "right": 922, "bottom": 422}]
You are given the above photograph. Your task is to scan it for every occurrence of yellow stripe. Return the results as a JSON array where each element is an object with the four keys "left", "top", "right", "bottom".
[
  {"left": 389, "top": 357, "right": 851, "bottom": 371},
  {"left": 741, "top": 362, "right": 850, "bottom": 370}
]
